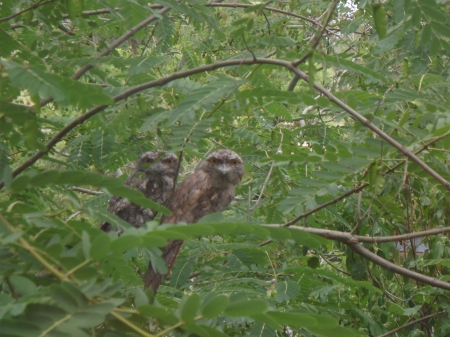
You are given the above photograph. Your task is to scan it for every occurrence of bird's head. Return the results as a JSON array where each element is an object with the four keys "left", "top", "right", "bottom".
[
  {"left": 199, "top": 149, "right": 244, "bottom": 188},
  {"left": 137, "top": 151, "right": 178, "bottom": 178}
]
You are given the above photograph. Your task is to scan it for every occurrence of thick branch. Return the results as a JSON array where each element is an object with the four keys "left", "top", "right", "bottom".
[
  {"left": 39, "top": 5, "right": 173, "bottom": 107},
  {"left": 292, "top": 0, "right": 339, "bottom": 68},
  {"left": 3, "top": 58, "right": 450, "bottom": 192},
  {"left": 264, "top": 224, "right": 450, "bottom": 291},
  {"left": 290, "top": 67, "right": 450, "bottom": 190},
  {"left": 285, "top": 183, "right": 369, "bottom": 227},
  {"left": 288, "top": 0, "right": 339, "bottom": 90},
  {"left": 378, "top": 312, "right": 445, "bottom": 337},
  {"left": 349, "top": 242, "right": 450, "bottom": 291},
  {"left": 279, "top": 225, "right": 450, "bottom": 244},
  {"left": 207, "top": 3, "right": 333, "bottom": 31},
  {"left": 0, "top": 0, "right": 55, "bottom": 23}
]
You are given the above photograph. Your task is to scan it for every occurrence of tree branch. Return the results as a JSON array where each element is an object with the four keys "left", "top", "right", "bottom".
[
  {"left": 0, "top": 0, "right": 55, "bottom": 23},
  {"left": 291, "top": 67, "right": 450, "bottom": 190},
  {"left": 70, "top": 187, "right": 103, "bottom": 195},
  {"left": 292, "top": 0, "right": 339, "bottom": 67},
  {"left": 350, "top": 242, "right": 450, "bottom": 291},
  {"left": 378, "top": 312, "right": 445, "bottom": 337},
  {"left": 277, "top": 225, "right": 450, "bottom": 244},
  {"left": 207, "top": 3, "right": 337, "bottom": 33},
  {"left": 264, "top": 224, "right": 450, "bottom": 291},
  {"left": 3, "top": 58, "right": 450, "bottom": 192},
  {"left": 288, "top": 0, "right": 339, "bottom": 90},
  {"left": 38, "top": 5, "right": 173, "bottom": 107}
]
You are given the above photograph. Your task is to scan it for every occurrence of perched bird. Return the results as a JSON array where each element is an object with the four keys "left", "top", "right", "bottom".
[
  {"left": 144, "top": 149, "right": 245, "bottom": 292},
  {"left": 100, "top": 151, "right": 178, "bottom": 232}
]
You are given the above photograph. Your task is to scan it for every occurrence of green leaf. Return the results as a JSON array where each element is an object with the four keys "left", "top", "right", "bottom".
[
  {"left": 9, "top": 275, "right": 37, "bottom": 296},
  {"left": 128, "top": 56, "right": 168, "bottom": 76},
  {"left": 89, "top": 233, "right": 111, "bottom": 260},
  {"left": 139, "top": 305, "right": 179, "bottom": 325},
  {"left": 421, "top": 5, "right": 447, "bottom": 23},
  {"left": 180, "top": 293, "right": 201, "bottom": 322},
  {"left": 201, "top": 295, "right": 230, "bottom": 318},
  {"left": 110, "top": 235, "right": 142, "bottom": 253},
  {"left": 167, "top": 224, "right": 215, "bottom": 237},
  {"left": 351, "top": 263, "right": 367, "bottom": 280},
  {"left": 166, "top": 77, "right": 244, "bottom": 126},
  {"left": 325, "top": 56, "right": 387, "bottom": 83},
  {"left": 275, "top": 281, "right": 300, "bottom": 302},
  {"left": 81, "top": 231, "right": 90, "bottom": 259},
  {"left": 170, "top": 257, "right": 194, "bottom": 289},
  {"left": 250, "top": 322, "right": 278, "bottom": 337},
  {"left": 225, "top": 299, "right": 267, "bottom": 316},
  {"left": 372, "top": 3, "right": 388, "bottom": 39},
  {"left": 431, "top": 21, "right": 450, "bottom": 38},
  {"left": 267, "top": 311, "right": 318, "bottom": 329},
  {"left": 307, "top": 256, "right": 320, "bottom": 269}
]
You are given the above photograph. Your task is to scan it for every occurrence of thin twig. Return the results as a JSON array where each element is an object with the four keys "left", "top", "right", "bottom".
[
  {"left": 70, "top": 187, "right": 103, "bottom": 195},
  {"left": 318, "top": 252, "right": 350, "bottom": 275},
  {"left": 65, "top": 210, "right": 82, "bottom": 221},
  {"left": 0, "top": 213, "right": 66, "bottom": 281},
  {"left": 207, "top": 3, "right": 337, "bottom": 34},
  {"left": 272, "top": 225, "right": 450, "bottom": 245},
  {"left": 293, "top": 0, "right": 339, "bottom": 67},
  {"left": 378, "top": 312, "right": 445, "bottom": 337},
  {"left": 284, "top": 183, "right": 369, "bottom": 227},
  {"left": 249, "top": 162, "right": 274, "bottom": 213},
  {"left": 288, "top": 0, "right": 340, "bottom": 91},
  {"left": 264, "top": 224, "right": 450, "bottom": 291},
  {"left": 258, "top": 183, "right": 369, "bottom": 247},
  {"left": 38, "top": 5, "right": 173, "bottom": 107},
  {"left": 110, "top": 310, "right": 156, "bottom": 337},
  {"left": 4, "top": 58, "right": 450, "bottom": 191},
  {"left": 248, "top": 131, "right": 283, "bottom": 213},
  {"left": 0, "top": 0, "right": 55, "bottom": 23}
]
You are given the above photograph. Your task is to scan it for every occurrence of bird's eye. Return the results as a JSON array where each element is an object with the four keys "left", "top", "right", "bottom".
[
  {"left": 165, "top": 159, "right": 174, "bottom": 166},
  {"left": 210, "top": 158, "right": 218, "bottom": 165},
  {"left": 231, "top": 160, "right": 239, "bottom": 166}
]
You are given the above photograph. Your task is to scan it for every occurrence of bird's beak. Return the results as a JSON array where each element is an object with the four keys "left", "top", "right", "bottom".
[{"left": 217, "top": 165, "right": 232, "bottom": 176}]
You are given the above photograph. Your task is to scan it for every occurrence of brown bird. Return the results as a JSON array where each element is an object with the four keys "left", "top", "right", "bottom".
[
  {"left": 100, "top": 150, "right": 178, "bottom": 232},
  {"left": 143, "top": 149, "right": 245, "bottom": 292}
]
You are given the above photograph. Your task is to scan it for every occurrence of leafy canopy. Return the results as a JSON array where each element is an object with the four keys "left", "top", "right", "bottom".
[{"left": 1, "top": 0, "right": 450, "bottom": 336}]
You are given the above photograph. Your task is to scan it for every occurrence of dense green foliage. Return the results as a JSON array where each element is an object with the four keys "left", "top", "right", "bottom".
[{"left": 1, "top": 0, "right": 450, "bottom": 336}]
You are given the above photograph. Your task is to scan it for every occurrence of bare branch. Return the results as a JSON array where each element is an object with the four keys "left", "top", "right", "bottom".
[
  {"left": 350, "top": 242, "right": 450, "bottom": 291},
  {"left": 291, "top": 67, "right": 450, "bottom": 190},
  {"left": 38, "top": 5, "right": 173, "bottom": 107},
  {"left": 264, "top": 224, "right": 450, "bottom": 291},
  {"left": 379, "top": 312, "right": 445, "bottom": 337},
  {"left": 288, "top": 0, "right": 339, "bottom": 90},
  {"left": 258, "top": 183, "right": 368, "bottom": 247},
  {"left": 0, "top": 0, "right": 55, "bottom": 23},
  {"left": 70, "top": 187, "right": 103, "bottom": 196},
  {"left": 292, "top": 0, "right": 339, "bottom": 67},
  {"left": 284, "top": 183, "right": 369, "bottom": 227},
  {"left": 208, "top": 3, "right": 337, "bottom": 33},
  {"left": 248, "top": 131, "right": 283, "bottom": 214},
  {"left": 3, "top": 57, "right": 450, "bottom": 191},
  {"left": 279, "top": 225, "right": 450, "bottom": 244}
]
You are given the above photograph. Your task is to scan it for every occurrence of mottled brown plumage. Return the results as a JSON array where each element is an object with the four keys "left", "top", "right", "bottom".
[
  {"left": 100, "top": 151, "right": 178, "bottom": 232},
  {"left": 144, "top": 149, "right": 245, "bottom": 292}
]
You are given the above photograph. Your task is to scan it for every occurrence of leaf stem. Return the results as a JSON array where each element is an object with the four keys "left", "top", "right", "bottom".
[
  {"left": 155, "top": 315, "right": 204, "bottom": 337},
  {"left": 0, "top": 213, "right": 66, "bottom": 281},
  {"left": 65, "top": 258, "right": 93, "bottom": 277},
  {"left": 110, "top": 310, "right": 156, "bottom": 337}
]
